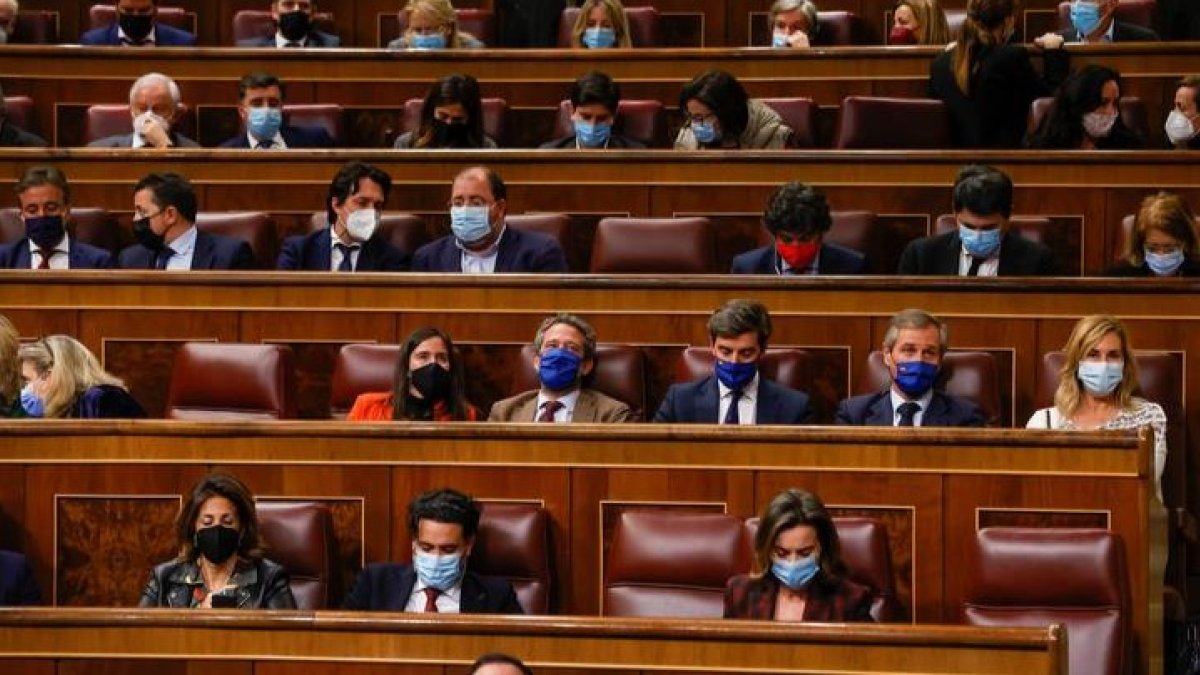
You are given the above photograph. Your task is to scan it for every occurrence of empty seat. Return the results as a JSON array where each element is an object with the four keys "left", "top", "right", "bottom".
[
  {"left": 329, "top": 343, "right": 401, "bottom": 418},
  {"left": 307, "top": 211, "right": 430, "bottom": 257},
  {"left": 256, "top": 501, "right": 337, "bottom": 609},
  {"left": 758, "top": 97, "right": 817, "bottom": 148},
  {"left": 551, "top": 99, "right": 665, "bottom": 148},
  {"left": 506, "top": 213, "right": 571, "bottom": 265},
  {"left": 835, "top": 97, "right": 951, "bottom": 149},
  {"left": 676, "top": 347, "right": 814, "bottom": 398},
  {"left": 1027, "top": 96, "right": 1149, "bottom": 143},
  {"left": 471, "top": 502, "right": 552, "bottom": 614},
  {"left": 813, "top": 10, "right": 862, "bottom": 45},
  {"left": 510, "top": 343, "right": 647, "bottom": 421},
  {"left": 858, "top": 350, "right": 1002, "bottom": 426},
  {"left": 1056, "top": 0, "right": 1159, "bottom": 34},
  {"left": 283, "top": 104, "right": 344, "bottom": 145},
  {"left": 590, "top": 217, "right": 714, "bottom": 274},
  {"left": 3, "top": 97, "right": 36, "bottom": 134},
  {"left": 195, "top": 212, "right": 277, "bottom": 269},
  {"left": 401, "top": 98, "right": 509, "bottom": 147},
  {"left": 390, "top": 8, "right": 495, "bottom": 46},
  {"left": 962, "top": 528, "right": 1129, "bottom": 675},
  {"left": 0, "top": 208, "right": 121, "bottom": 255},
  {"left": 88, "top": 4, "right": 194, "bottom": 34},
  {"left": 12, "top": 10, "right": 60, "bottom": 44},
  {"left": 604, "top": 510, "right": 750, "bottom": 617},
  {"left": 557, "top": 6, "right": 660, "bottom": 47},
  {"left": 82, "top": 104, "right": 196, "bottom": 146},
  {"left": 165, "top": 343, "right": 297, "bottom": 420},
  {"left": 231, "top": 9, "right": 338, "bottom": 44}
]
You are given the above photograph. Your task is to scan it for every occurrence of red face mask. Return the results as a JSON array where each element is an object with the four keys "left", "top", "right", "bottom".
[
  {"left": 888, "top": 26, "right": 918, "bottom": 44},
  {"left": 776, "top": 238, "right": 820, "bottom": 270}
]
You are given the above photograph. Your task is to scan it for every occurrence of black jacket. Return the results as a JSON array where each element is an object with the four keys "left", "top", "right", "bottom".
[
  {"left": 1056, "top": 20, "right": 1161, "bottom": 43},
  {"left": 342, "top": 563, "right": 524, "bottom": 613},
  {"left": 1104, "top": 259, "right": 1200, "bottom": 277},
  {"left": 897, "top": 229, "right": 1057, "bottom": 276},
  {"left": 0, "top": 121, "right": 47, "bottom": 147},
  {"left": 139, "top": 558, "right": 296, "bottom": 609}
]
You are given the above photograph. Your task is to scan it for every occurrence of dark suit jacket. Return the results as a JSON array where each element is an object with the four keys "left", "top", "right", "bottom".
[
  {"left": 0, "top": 237, "right": 113, "bottom": 269},
  {"left": 897, "top": 229, "right": 1056, "bottom": 276},
  {"left": 1057, "top": 19, "right": 1161, "bottom": 42},
  {"left": 80, "top": 23, "right": 197, "bottom": 46},
  {"left": 538, "top": 133, "right": 646, "bottom": 149},
  {"left": 0, "top": 121, "right": 48, "bottom": 147},
  {"left": 0, "top": 550, "right": 41, "bottom": 606},
  {"left": 69, "top": 385, "right": 146, "bottom": 419},
  {"left": 653, "top": 375, "right": 812, "bottom": 424},
  {"left": 87, "top": 132, "right": 200, "bottom": 148},
  {"left": 413, "top": 227, "right": 569, "bottom": 273},
  {"left": 723, "top": 572, "right": 873, "bottom": 622},
  {"left": 730, "top": 242, "right": 867, "bottom": 275},
  {"left": 139, "top": 558, "right": 296, "bottom": 609},
  {"left": 342, "top": 563, "right": 524, "bottom": 614},
  {"left": 219, "top": 124, "right": 335, "bottom": 149},
  {"left": 118, "top": 229, "right": 256, "bottom": 270},
  {"left": 834, "top": 390, "right": 986, "bottom": 427},
  {"left": 276, "top": 228, "right": 410, "bottom": 271},
  {"left": 236, "top": 30, "right": 341, "bottom": 47},
  {"left": 1104, "top": 259, "right": 1200, "bottom": 277}
]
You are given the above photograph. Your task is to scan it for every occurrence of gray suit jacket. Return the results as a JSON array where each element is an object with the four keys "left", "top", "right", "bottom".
[
  {"left": 487, "top": 388, "right": 631, "bottom": 422},
  {"left": 87, "top": 133, "right": 200, "bottom": 148}
]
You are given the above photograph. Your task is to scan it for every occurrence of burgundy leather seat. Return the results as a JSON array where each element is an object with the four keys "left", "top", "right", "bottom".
[
  {"left": 329, "top": 343, "right": 401, "bottom": 419},
  {"left": 1055, "top": 0, "right": 1159, "bottom": 34},
  {"left": 676, "top": 347, "right": 814, "bottom": 397},
  {"left": 195, "top": 211, "right": 277, "bottom": 269},
  {"left": 835, "top": 97, "right": 951, "bottom": 149},
  {"left": 82, "top": 104, "right": 196, "bottom": 146},
  {"left": 590, "top": 217, "right": 714, "bottom": 273},
  {"left": 256, "top": 501, "right": 337, "bottom": 609},
  {"left": 88, "top": 4, "right": 194, "bottom": 33},
  {"left": 3, "top": 97, "right": 36, "bottom": 134},
  {"left": 557, "top": 6, "right": 660, "bottom": 46},
  {"left": 551, "top": 99, "right": 665, "bottom": 148},
  {"left": 603, "top": 510, "right": 751, "bottom": 617},
  {"left": 857, "top": 350, "right": 1001, "bottom": 426},
  {"left": 283, "top": 104, "right": 344, "bottom": 145},
  {"left": 308, "top": 211, "right": 431, "bottom": 257},
  {"left": 933, "top": 213, "right": 1076, "bottom": 275},
  {"left": 471, "top": 502, "right": 552, "bottom": 614},
  {"left": 506, "top": 213, "right": 571, "bottom": 266},
  {"left": 758, "top": 97, "right": 817, "bottom": 148},
  {"left": 401, "top": 98, "right": 509, "bottom": 148},
  {"left": 963, "top": 528, "right": 1130, "bottom": 675},
  {"left": 390, "top": 8, "right": 495, "bottom": 46},
  {"left": 813, "top": 10, "right": 862, "bottom": 45},
  {"left": 510, "top": 343, "right": 647, "bottom": 421},
  {"left": 165, "top": 343, "right": 297, "bottom": 420},
  {"left": 0, "top": 208, "right": 121, "bottom": 255},
  {"left": 231, "top": 9, "right": 338, "bottom": 44},
  {"left": 1027, "top": 96, "right": 1149, "bottom": 143},
  {"left": 11, "top": 11, "right": 60, "bottom": 44}
]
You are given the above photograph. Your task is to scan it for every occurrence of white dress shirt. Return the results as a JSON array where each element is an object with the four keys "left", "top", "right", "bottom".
[
  {"left": 28, "top": 235, "right": 70, "bottom": 270},
  {"left": 329, "top": 231, "right": 361, "bottom": 272},
  {"left": 958, "top": 245, "right": 1000, "bottom": 276},
  {"left": 275, "top": 32, "right": 309, "bottom": 48},
  {"left": 118, "top": 25, "right": 157, "bottom": 46},
  {"left": 888, "top": 387, "right": 935, "bottom": 426},
  {"left": 404, "top": 577, "right": 463, "bottom": 613},
  {"left": 161, "top": 225, "right": 198, "bottom": 270},
  {"left": 717, "top": 373, "right": 759, "bottom": 425},
  {"left": 457, "top": 227, "right": 505, "bottom": 274},
  {"left": 534, "top": 388, "right": 580, "bottom": 422},
  {"left": 247, "top": 131, "right": 287, "bottom": 149}
]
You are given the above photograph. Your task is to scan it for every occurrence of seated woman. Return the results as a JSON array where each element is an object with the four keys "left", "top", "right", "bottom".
[
  {"left": 1028, "top": 64, "right": 1144, "bottom": 149},
  {"left": 766, "top": 0, "right": 818, "bottom": 49},
  {"left": 394, "top": 74, "right": 498, "bottom": 149},
  {"left": 17, "top": 335, "right": 145, "bottom": 419},
  {"left": 674, "top": 70, "right": 793, "bottom": 150},
  {"left": 387, "top": 0, "right": 486, "bottom": 49},
  {"left": 0, "top": 315, "right": 22, "bottom": 417},
  {"left": 725, "top": 488, "right": 873, "bottom": 622},
  {"left": 1026, "top": 315, "right": 1167, "bottom": 495},
  {"left": 139, "top": 473, "right": 297, "bottom": 609},
  {"left": 570, "top": 0, "right": 632, "bottom": 49},
  {"left": 1105, "top": 192, "right": 1200, "bottom": 277},
  {"left": 349, "top": 326, "right": 480, "bottom": 421},
  {"left": 889, "top": 0, "right": 951, "bottom": 45}
]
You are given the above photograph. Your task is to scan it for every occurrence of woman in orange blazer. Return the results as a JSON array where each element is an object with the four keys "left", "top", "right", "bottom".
[{"left": 349, "top": 326, "right": 479, "bottom": 422}]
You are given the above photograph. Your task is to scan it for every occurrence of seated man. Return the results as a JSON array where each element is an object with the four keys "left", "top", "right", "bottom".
[
  {"left": 540, "top": 71, "right": 646, "bottom": 149},
  {"left": 0, "top": 85, "right": 47, "bottom": 147},
  {"left": 237, "top": 0, "right": 340, "bottom": 48},
  {"left": 1058, "top": 0, "right": 1159, "bottom": 42},
  {"left": 489, "top": 313, "right": 631, "bottom": 422},
  {"left": 118, "top": 172, "right": 255, "bottom": 270},
  {"left": 277, "top": 161, "right": 410, "bottom": 271},
  {"left": 835, "top": 308, "right": 985, "bottom": 427},
  {"left": 654, "top": 299, "right": 811, "bottom": 424},
  {"left": 0, "top": 550, "right": 41, "bottom": 606},
  {"left": 343, "top": 488, "right": 523, "bottom": 613},
  {"left": 219, "top": 72, "right": 335, "bottom": 149},
  {"left": 731, "top": 181, "right": 866, "bottom": 275},
  {"left": 413, "top": 166, "right": 568, "bottom": 273},
  {"left": 0, "top": 166, "right": 113, "bottom": 269},
  {"left": 1166, "top": 75, "right": 1200, "bottom": 149},
  {"left": 87, "top": 72, "right": 200, "bottom": 148},
  {"left": 80, "top": 0, "right": 197, "bottom": 46},
  {"left": 897, "top": 165, "right": 1056, "bottom": 276}
]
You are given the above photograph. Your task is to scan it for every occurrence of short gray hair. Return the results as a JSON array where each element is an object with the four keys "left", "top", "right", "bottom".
[
  {"left": 882, "top": 308, "right": 949, "bottom": 354},
  {"left": 769, "top": 0, "right": 820, "bottom": 36},
  {"left": 533, "top": 313, "right": 597, "bottom": 361},
  {"left": 129, "top": 72, "right": 182, "bottom": 109}
]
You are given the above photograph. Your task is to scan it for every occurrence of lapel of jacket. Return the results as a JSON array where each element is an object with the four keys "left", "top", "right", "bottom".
[
  {"left": 311, "top": 229, "right": 333, "bottom": 271},
  {"left": 493, "top": 228, "right": 516, "bottom": 273},
  {"left": 460, "top": 572, "right": 487, "bottom": 613},
  {"left": 231, "top": 562, "right": 259, "bottom": 608},
  {"left": 514, "top": 394, "right": 540, "bottom": 422},
  {"left": 866, "top": 392, "right": 893, "bottom": 426},
  {"left": 697, "top": 377, "right": 721, "bottom": 423},
  {"left": 921, "top": 392, "right": 949, "bottom": 426},
  {"left": 439, "top": 238, "right": 462, "bottom": 272},
  {"left": 938, "top": 232, "right": 962, "bottom": 275},
  {"left": 396, "top": 565, "right": 418, "bottom": 611},
  {"left": 356, "top": 239, "right": 379, "bottom": 271},
  {"left": 755, "top": 379, "right": 777, "bottom": 424},
  {"left": 166, "top": 561, "right": 200, "bottom": 608},
  {"left": 573, "top": 389, "right": 596, "bottom": 422},
  {"left": 996, "top": 230, "right": 1020, "bottom": 276},
  {"left": 190, "top": 231, "right": 212, "bottom": 270},
  {"left": 13, "top": 241, "right": 30, "bottom": 269}
]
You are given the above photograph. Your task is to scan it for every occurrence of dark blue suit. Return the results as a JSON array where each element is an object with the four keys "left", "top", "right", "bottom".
[
  {"left": 0, "top": 550, "right": 41, "bottom": 606},
  {"left": 70, "top": 385, "right": 146, "bottom": 419},
  {"left": 276, "top": 228, "right": 410, "bottom": 271},
  {"left": 834, "top": 390, "right": 986, "bottom": 427},
  {"left": 117, "top": 229, "right": 256, "bottom": 270},
  {"left": 653, "top": 375, "right": 812, "bottom": 424},
  {"left": 218, "top": 125, "right": 336, "bottom": 149},
  {"left": 413, "top": 227, "right": 568, "bottom": 273},
  {"left": 342, "top": 563, "right": 523, "bottom": 613},
  {"left": 0, "top": 237, "right": 113, "bottom": 269},
  {"left": 730, "top": 242, "right": 867, "bottom": 275},
  {"left": 80, "top": 23, "right": 197, "bottom": 46}
]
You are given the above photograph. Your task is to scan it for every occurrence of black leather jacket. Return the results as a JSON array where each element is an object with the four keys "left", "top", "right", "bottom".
[{"left": 138, "top": 557, "right": 296, "bottom": 609}]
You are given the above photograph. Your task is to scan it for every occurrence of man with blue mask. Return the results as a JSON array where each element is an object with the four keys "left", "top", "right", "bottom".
[
  {"left": 489, "top": 313, "right": 631, "bottom": 422},
  {"left": 0, "top": 166, "right": 112, "bottom": 269},
  {"left": 236, "top": 0, "right": 341, "bottom": 48},
  {"left": 219, "top": 72, "right": 335, "bottom": 149},
  {"left": 343, "top": 488, "right": 522, "bottom": 613},
  {"left": 898, "top": 164, "right": 1056, "bottom": 276},
  {"left": 836, "top": 309, "right": 985, "bottom": 427},
  {"left": 413, "top": 166, "right": 568, "bottom": 273},
  {"left": 654, "top": 299, "right": 811, "bottom": 424},
  {"left": 1057, "top": 0, "right": 1159, "bottom": 43},
  {"left": 540, "top": 71, "right": 647, "bottom": 149}
]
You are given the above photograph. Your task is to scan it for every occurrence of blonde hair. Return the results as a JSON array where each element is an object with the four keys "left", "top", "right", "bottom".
[
  {"left": 1124, "top": 192, "right": 1200, "bottom": 267},
  {"left": 403, "top": 0, "right": 479, "bottom": 48},
  {"left": 0, "top": 314, "right": 19, "bottom": 408},
  {"left": 571, "top": 0, "right": 633, "bottom": 48},
  {"left": 952, "top": 0, "right": 1012, "bottom": 95},
  {"left": 1054, "top": 315, "right": 1139, "bottom": 417},
  {"left": 895, "top": 0, "right": 951, "bottom": 44},
  {"left": 17, "top": 335, "right": 125, "bottom": 418}
]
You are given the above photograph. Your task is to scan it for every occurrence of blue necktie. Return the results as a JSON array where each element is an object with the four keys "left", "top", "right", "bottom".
[
  {"left": 335, "top": 244, "right": 356, "bottom": 272},
  {"left": 154, "top": 247, "right": 175, "bottom": 270}
]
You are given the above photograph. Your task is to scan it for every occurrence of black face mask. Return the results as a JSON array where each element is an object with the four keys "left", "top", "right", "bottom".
[
  {"left": 194, "top": 525, "right": 240, "bottom": 565},
  {"left": 133, "top": 216, "right": 166, "bottom": 252},
  {"left": 24, "top": 215, "right": 66, "bottom": 250},
  {"left": 278, "top": 11, "right": 312, "bottom": 42},
  {"left": 431, "top": 119, "right": 471, "bottom": 147},
  {"left": 409, "top": 362, "right": 451, "bottom": 402},
  {"left": 118, "top": 12, "right": 154, "bottom": 42}
]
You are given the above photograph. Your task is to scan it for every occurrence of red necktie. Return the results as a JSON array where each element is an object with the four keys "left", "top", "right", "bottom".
[
  {"left": 537, "top": 399, "right": 563, "bottom": 422},
  {"left": 423, "top": 587, "right": 440, "bottom": 613},
  {"left": 36, "top": 249, "right": 53, "bottom": 269}
]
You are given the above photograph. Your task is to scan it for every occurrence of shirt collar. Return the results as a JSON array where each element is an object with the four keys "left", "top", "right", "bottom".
[
  {"left": 889, "top": 386, "right": 934, "bottom": 413},
  {"left": 717, "top": 372, "right": 760, "bottom": 400},
  {"left": 537, "top": 387, "right": 581, "bottom": 410},
  {"left": 329, "top": 227, "right": 359, "bottom": 252},
  {"left": 276, "top": 31, "right": 308, "bottom": 48},
  {"left": 247, "top": 130, "right": 286, "bottom": 149},
  {"left": 167, "top": 225, "right": 198, "bottom": 256},
  {"left": 118, "top": 24, "right": 157, "bottom": 46},
  {"left": 411, "top": 575, "right": 463, "bottom": 602},
  {"left": 455, "top": 225, "right": 506, "bottom": 258}
]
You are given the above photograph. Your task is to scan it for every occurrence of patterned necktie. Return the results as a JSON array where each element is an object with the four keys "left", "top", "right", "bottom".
[
  {"left": 537, "top": 399, "right": 563, "bottom": 422},
  {"left": 335, "top": 244, "right": 357, "bottom": 272},
  {"left": 422, "top": 587, "right": 440, "bottom": 613},
  {"left": 724, "top": 389, "right": 742, "bottom": 425},
  {"left": 897, "top": 401, "right": 921, "bottom": 427}
]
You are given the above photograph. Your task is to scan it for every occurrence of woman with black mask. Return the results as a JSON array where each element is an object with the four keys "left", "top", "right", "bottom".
[
  {"left": 349, "top": 326, "right": 480, "bottom": 421},
  {"left": 392, "top": 74, "right": 498, "bottom": 149}
]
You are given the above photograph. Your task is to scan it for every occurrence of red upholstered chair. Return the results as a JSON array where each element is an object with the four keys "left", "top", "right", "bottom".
[
  {"left": 165, "top": 343, "right": 297, "bottom": 420},
  {"left": 283, "top": 104, "right": 344, "bottom": 145},
  {"left": 401, "top": 98, "right": 509, "bottom": 147},
  {"left": 857, "top": 350, "right": 1001, "bottom": 426},
  {"left": 231, "top": 9, "right": 338, "bottom": 44},
  {"left": 12, "top": 11, "right": 60, "bottom": 44},
  {"left": 603, "top": 510, "right": 751, "bottom": 617},
  {"left": 88, "top": 4, "right": 194, "bottom": 33},
  {"left": 813, "top": 10, "right": 862, "bottom": 45},
  {"left": 590, "top": 217, "right": 715, "bottom": 273},
  {"left": 932, "top": 213, "right": 1077, "bottom": 274},
  {"left": 3, "top": 97, "right": 36, "bottom": 135},
  {"left": 551, "top": 99, "right": 665, "bottom": 148},
  {"left": 1027, "top": 96, "right": 1149, "bottom": 142},
  {"left": 510, "top": 343, "right": 647, "bottom": 421},
  {"left": 329, "top": 343, "right": 401, "bottom": 419},
  {"left": 758, "top": 97, "right": 818, "bottom": 148},
  {"left": 557, "top": 6, "right": 660, "bottom": 46},
  {"left": 255, "top": 501, "right": 337, "bottom": 609},
  {"left": 1056, "top": 0, "right": 1159, "bottom": 34},
  {"left": 392, "top": 8, "right": 495, "bottom": 46},
  {"left": 307, "top": 211, "right": 431, "bottom": 257},
  {"left": 195, "top": 212, "right": 278, "bottom": 270},
  {"left": 676, "top": 347, "right": 814, "bottom": 397},
  {"left": 471, "top": 502, "right": 552, "bottom": 614},
  {"left": 0, "top": 208, "right": 121, "bottom": 255},
  {"left": 835, "top": 97, "right": 951, "bottom": 149},
  {"left": 962, "top": 528, "right": 1130, "bottom": 675},
  {"left": 506, "top": 213, "right": 571, "bottom": 260},
  {"left": 82, "top": 104, "right": 196, "bottom": 146}
]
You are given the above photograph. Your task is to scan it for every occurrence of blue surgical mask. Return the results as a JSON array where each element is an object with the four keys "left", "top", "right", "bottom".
[
  {"left": 1145, "top": 248, "right": 1185, "bottom": 276},
  {"left": 691, "top": 120, "right": 720, "bottom": 145},
  {"left": 772, "top": 553, "right": 819, "bottom": 590},
  {"left": 409, "top": 32, "right": 447, "bottom": 49},
  {"left": 538, "top": 348, "right": 582, "bottom": 392},
  {"left": 714, "top": 359, "right": 757, "bottom": 390},
  {"left": 450, "top": 205, "right": 492, "bottom": 244},
  {"left": 958, "top": 224, "right": 1002, "bottom": 258},
  {"left": 1070, "top": 0, "right": 1101, "bottom": 37},
  {"left": 412, "top": 549, "right": 464, "bottom": 591},
  {"left": 771, "top": 32, "right": 790, "bottom": 48},
  {"left": 247, "top": 107, "right": 283, "bottom": 142},
  {"left": 20, "top": 384, "right": 44, "bottom": 418},
  {"left": 1077, "top": 360, "right": 1123, "bottom": 396},
  {"left": 893, "top": 360, "right": 938, "bottom": 398},
  {"left": 574, "top": 119, "right": 612, "bottom": 148},
  {"left": 582, "top": 26, "right": 616, "bottom": 49}
]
